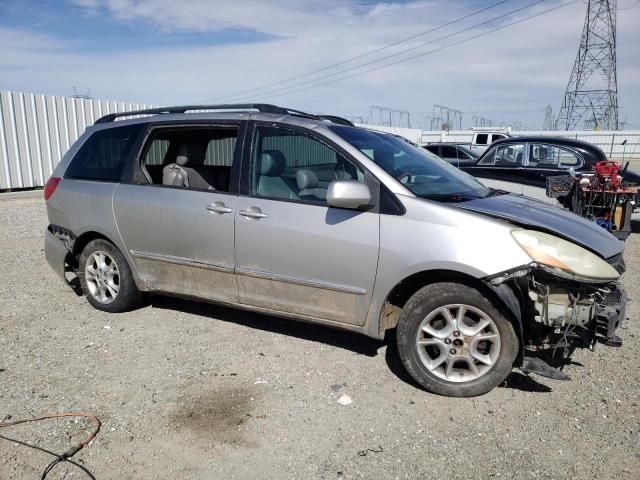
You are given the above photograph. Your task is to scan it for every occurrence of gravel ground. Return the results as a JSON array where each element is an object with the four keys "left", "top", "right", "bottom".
[{"left": 0, "top": 197, "right": 638, "bottom": 480}]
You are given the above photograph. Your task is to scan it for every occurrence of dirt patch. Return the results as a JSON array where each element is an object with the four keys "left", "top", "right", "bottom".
[{"left": 167, "top": 384, "right": 258, "bottom": 446}]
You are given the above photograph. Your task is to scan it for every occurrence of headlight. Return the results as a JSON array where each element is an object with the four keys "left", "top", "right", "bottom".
[{"left": 512, "top": 230, "right": 620, "bottom": 282}]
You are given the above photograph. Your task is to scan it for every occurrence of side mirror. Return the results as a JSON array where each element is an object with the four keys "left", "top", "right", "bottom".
[{"left": 326, "top": 180, "right": 372, "bottom": 210}]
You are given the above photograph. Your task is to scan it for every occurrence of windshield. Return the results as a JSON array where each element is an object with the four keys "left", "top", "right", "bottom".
[
  {"left": 458, "top": 145, "right": 478, "bottom": 159},
  {"left": 330, "top": 126, "right": 489, "bottom": 201}
]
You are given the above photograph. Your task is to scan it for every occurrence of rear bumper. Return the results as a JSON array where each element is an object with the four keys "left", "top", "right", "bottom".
[{"left": 44, "top": 227, "right": 69, "bottom": 282}]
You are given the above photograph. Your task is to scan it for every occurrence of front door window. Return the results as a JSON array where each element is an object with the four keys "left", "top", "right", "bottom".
[
  {"left": 250, "top": 126, "right": 365, "bottom": 204},
  {"left": 478, "top": 144, "right": 525, "bottom": 167}
]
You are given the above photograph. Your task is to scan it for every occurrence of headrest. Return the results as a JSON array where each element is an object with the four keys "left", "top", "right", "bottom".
[
  {"left": 176, "top": 144, "right": 205, "bottom": 166},
  {"left": 260, "top": 150, "right": 286, "bottom": 176},
  {"left": 296, "top": 169, "right": 319, "bottom": 189}
]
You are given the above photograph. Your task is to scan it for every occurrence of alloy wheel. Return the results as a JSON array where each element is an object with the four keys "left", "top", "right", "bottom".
[
  {"left": 415, "top": 304, "right": 501, "bottom": 383},
  {"left": 84, "top": 251, "right": 120, "bottom": 305}
]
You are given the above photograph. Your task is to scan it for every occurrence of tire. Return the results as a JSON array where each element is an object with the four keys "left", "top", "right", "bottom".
[
  {"left": 78, "top": 238, "right": 142, "bottom": 313},
  {"left": 396, "top": 282, "right": 518, "bottom": 397}
]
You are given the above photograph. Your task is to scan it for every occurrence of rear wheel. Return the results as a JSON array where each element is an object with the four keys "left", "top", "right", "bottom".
[
  {"left": 396, "top": 282, "right": 518, "bottom": 397},
  {"left": 78, "top": 239, "right": 142, "bottom": 312}
]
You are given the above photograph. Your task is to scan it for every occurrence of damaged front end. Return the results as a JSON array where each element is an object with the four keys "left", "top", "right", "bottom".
[
  {"left": 486, "top": 252, "right": 627, "bottom": 381},
  {"left": 527, "top": 273, "right": 626, "bottom": 349}
]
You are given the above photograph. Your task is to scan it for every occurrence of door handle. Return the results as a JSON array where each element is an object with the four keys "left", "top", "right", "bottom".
[
  {"left": 206, "top": 202, "right": 232, "bottom": 214},
  {"left": 240, "top": 207, "right": 267, "bottom": 219}
]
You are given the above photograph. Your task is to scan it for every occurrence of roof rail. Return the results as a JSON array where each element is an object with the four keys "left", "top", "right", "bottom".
[
  {"left": 317, "top": 115, "right": 355, "bottom": 127},
  {"left": 94, "top": 103, "right": 293, "bottom": 124},
  {"left": 94, "top": 103, "right": 357, "bottom": 126}
]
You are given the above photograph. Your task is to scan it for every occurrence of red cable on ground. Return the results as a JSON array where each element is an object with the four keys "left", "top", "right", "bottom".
[{"left": 0, "top": 412, "right": 101, "bottom": 479}]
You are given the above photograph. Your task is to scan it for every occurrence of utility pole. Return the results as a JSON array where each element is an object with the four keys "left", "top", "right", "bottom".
[{"left": 556, "top": 0, "right": 618, "bottom": 130}]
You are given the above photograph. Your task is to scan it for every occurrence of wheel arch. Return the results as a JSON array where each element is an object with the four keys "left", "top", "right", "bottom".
[
  {"left": 378, "top": 269, "right": 524, "bottom": 359},
  {"left": 71, "top": 229, "right": 150, "bottom": 293},
  {"left": 71, "top": 231, "right": 114, "bottom": 270}
]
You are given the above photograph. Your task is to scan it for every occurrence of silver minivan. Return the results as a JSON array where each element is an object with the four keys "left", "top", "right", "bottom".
[{"left": 44, "top": 105, "right": 628, "bottom": 397}]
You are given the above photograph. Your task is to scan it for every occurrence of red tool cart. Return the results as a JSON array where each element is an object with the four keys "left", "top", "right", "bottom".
[{"left": 547, "top": 160, "right": 638, "bottom": 240}]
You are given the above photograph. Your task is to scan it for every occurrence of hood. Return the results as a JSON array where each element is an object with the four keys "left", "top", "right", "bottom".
[
  {"left": 457, "top": 193, "right": 623, "bottom": 259},
  {"left": 446, "top": 159, "right": 477, "bottom": 168},
  {"left": 622, "top": 168, "right": 640, "bottom": 185}
]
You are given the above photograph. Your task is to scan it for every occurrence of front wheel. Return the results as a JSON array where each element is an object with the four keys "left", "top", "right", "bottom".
[
  {"left": 78, "top": 238, "right": 142, "bottom": 313},
  {"left": 396, "top": 282, "right": 518, "bottom": 397}
]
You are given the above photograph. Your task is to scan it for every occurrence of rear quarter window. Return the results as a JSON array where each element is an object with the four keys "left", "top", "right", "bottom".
[{"left": 65, "top": 124, "right": 143, "bottom": 182}]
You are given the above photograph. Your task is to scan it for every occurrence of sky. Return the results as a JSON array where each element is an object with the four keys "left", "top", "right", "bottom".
[{"left": 0, "top": 0, "right": 639, "bottom": 129}]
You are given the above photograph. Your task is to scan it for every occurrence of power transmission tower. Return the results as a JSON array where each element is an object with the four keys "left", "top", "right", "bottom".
[
  {"left": 433, "top": 104, "right": 463, "bottom": 130},
  {"left": 368, "top": 106, "right": 411, "bottom": 128},
  {"left": 556, "top": 0, "right": 618, "bottom": 130},
  {"left": 72, "top": 86, "right": 93, "bottom": 100},
  {"left": 473, "top": 115, "right": 494, "bottom": 128},
  {"left": 369, "top": 106, "right": 392, "bottom": 126},
  {"left": 542, "top": 105, "right": 555, "bottom": 130},
  {"left": 346, "top": 116, "right": 365, "bottom": 125}
]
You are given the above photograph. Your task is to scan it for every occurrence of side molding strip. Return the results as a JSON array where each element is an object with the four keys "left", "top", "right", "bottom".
[
  {"left": 236, "top": 266, "right": 367, "bottom": 295},
  {"left": 129, "top": 251, "right": 366, "bottom": 295},
  {"left": 129, "top": 250, "right": 234, "bottom": 274}
]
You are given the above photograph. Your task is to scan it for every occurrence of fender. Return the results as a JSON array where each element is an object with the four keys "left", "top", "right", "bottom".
[{"left": 485, "top": 281, "right": 524, "bottom": 366}]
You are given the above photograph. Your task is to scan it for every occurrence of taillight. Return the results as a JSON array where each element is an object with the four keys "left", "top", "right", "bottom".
[{"left": 44, "top": 177, "right": 61, "bottom": 201}]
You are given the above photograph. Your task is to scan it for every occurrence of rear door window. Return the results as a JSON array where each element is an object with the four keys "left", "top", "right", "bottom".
[
  {"left": 140, "top": 126, "right": 239, "bottom": 191},
  {"left": 66, "top": 124, "right": 143, "bottom": 182},
  {"left": 528, "top": 144, "right": 581, "bottom": 169}
]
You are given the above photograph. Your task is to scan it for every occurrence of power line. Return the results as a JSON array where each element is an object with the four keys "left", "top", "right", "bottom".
[
  {"left": 201, "top": 0, "right": 515, "bottom": 103},
  {"left": 245, "top": 0, "right": 580, "bottom": 101},
  {"left": 619, "top": 0, "right": 640, "bottom": 10},
  {"left": 219, "top": 0, "right": 552, "bottom": 103}
]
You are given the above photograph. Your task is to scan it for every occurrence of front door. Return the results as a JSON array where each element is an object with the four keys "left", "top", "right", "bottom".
[
  {"left": 114, "top": 123, "right": 242, "bottom": 303},
  {"left": 234, "top": 124, "right": 380, "bottom": 325}
]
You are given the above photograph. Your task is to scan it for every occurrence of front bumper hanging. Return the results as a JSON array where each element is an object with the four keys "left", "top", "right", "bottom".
[{"left": 595, "top": 283, "right": 627, "bottom": 347}]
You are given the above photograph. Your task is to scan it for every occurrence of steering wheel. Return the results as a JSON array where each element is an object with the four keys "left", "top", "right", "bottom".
[
  {"left": 397, "top": 171, "right": 414, "bottom": 184},
  {"left": 397, "top": 169, "right": 428, "bottom": 185}
]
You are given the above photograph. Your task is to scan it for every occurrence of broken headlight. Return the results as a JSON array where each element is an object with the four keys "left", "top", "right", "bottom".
[{"left": 512, "top": 230, "right": 620, "bottom": 283}]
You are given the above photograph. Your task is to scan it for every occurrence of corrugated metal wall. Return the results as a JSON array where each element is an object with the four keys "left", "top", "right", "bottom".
[
  {"left": 144, "top": 136, "right": 237, "bottom": 166},
  {"left": 0, "top": 90, "right": 154, "bottom": 189},
  {"left": 2, "top": 89, "right": 640, "bottom": 190}
]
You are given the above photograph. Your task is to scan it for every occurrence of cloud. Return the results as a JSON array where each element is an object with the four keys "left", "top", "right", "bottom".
[{"left": 2, "top": 0, "right": 638, "bottom": 128}]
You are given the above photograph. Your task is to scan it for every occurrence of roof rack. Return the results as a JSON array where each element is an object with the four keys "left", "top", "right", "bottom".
[
  {"left": 316, "top": 115, "right": 355, "bottom": 127},
  {"left": 94, "top": 104, "right": 290, "bottom": 124},
  {"left": 94, "top": 103, "right": 354, "bottom": 126}
]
